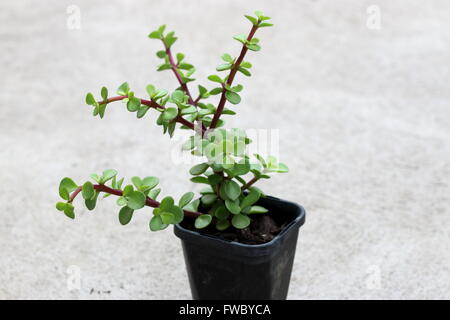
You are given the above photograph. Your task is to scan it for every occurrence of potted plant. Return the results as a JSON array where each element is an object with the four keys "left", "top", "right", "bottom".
[{"left": 56, "top": 11, "right": 305, "bottom": 300}]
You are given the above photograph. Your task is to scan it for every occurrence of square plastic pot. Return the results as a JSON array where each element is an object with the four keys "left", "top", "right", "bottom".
[{"left": 174, "top": 195, "right": 306, "bottom": 300}]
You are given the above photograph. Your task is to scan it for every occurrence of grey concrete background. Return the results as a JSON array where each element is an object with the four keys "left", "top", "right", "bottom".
[{"left": 0, "top": 0, "right": 449, "bottom": 299}]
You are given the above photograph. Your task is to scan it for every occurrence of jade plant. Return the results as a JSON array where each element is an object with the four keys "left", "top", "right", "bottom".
[{"left": 56, "top": 11, "right": 288, "bottom": 232}]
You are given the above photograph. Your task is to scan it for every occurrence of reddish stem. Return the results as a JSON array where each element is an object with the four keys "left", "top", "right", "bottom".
[
  {"left": 241, "top": 176, "right": 259, "bottom": 190},
  {"left": 97, "top": 95, "right": 197, "bottom": 131},
  {"left": 209, "top": 24, "right": 259, "bottom": 129},
  {"left": 165, "top": 47, "right": 195, "bottom": 105},
  {"left": 165, "top": 46, "right": 207, "bottom": 134},
  {"left": 69, "top": 184, "right": 201, "bottom": 218}
]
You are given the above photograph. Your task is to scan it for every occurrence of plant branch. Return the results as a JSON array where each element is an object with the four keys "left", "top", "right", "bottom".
[
  {"left": 165, "top": 46, "right": 196, "bottom": 105},
  {"left": 97, "top": 95, "right": 197, "bottom": 131},
  {"left": 164, "top": 46, "right": 207, "bottom": 134},
  {"left": 209, "top": 24, "right": 259, "bottom": 129},
  {"left": 241, "top": 176, "right": 259, "bottom": 190},
  {"left": 69, "top": 184, "right": 202, "bottom": 218}
]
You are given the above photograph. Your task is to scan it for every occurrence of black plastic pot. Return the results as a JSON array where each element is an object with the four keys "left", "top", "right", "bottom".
[{"left": 174, "top": 195, "right": 306, "bottom": 300}]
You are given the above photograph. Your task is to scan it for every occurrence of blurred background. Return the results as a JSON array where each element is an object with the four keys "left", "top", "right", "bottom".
[{"left": 0, "top": 0, "right": 449, "bottom": 299}]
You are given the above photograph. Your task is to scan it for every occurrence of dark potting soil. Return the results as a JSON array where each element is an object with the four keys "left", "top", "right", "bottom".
[{"left": 181, "top": 212, "right": 290, "bottom": 245}]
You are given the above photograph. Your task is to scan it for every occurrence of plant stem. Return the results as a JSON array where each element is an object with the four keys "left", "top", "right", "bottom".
[
  {"left": 69, "top": 186, "right": 82, "bottom": 203},
  {"left": 69, "top": 184, "right": 202, "bottom": 218},
  {"left": 209, "top": 24, "right": 259, "bottom": 129},
  {"left": 164, "top": 47, "right": 207, "bottom": 134},
  {"left": 241, "top": 176, "right": 259, "bottom": 190},
  {"left": 97, "top": 95, "right": 198, "bottom": 131},
  {"left": 165, "top": 47, "right": 196, "bottom": 105}
]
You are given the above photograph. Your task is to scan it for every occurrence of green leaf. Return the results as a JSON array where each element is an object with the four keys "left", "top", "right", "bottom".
[
  {"left": 223, "top": 180, "right": 241, "bottom": 201},
  {"left": 232, "top": 214, "right": 251, "bottom": 229},
  {"left": 160, "top": 196, "right": 174, "bottom": 211},
  {"left": 179, "top": 63, "right": 193, "bottom": 70},
  {"left": 254, "top": 10, "right": 265, "bottom": 19},
  {"left": 148, "top": 188, "right": 161, "bottom": 200},
  {"left": 59, "top": 177, "right": 78, "bottom": 200},
  {"left": 189, "top": 163, "right": 209, "bottom": 175},
  {"left": 207, "top": 174, "right": 222, "bottom": 185},
  {"left": 56, "top": 202, "right": 66, "bottom": 211},
  {"left": 85, "top": 192, "right": 98, "bottom": 210},
  {"left": 183, "top": 199, "right": 200, "bottom": 212},
  {"left": 123, "top": 184, "right": 134, "bottom": 196},
  {"left": 201, "top": 194, "right": 218, "bottom": 206},
  {"left": 156, "top": 50, "right": 166, "bottom": 58},
  {"left": 142, "top": 176, "right": 159, "bottom": 190},
  {"left": 209, "top": 87, "right": 223, "bottom": 95},
  {"left": 63, "top": 203, "right": 75, "bottom": 219},
  {"left": 194, "top": 214, "right": 212, "bottom": 229},
  {"left": 100, "top": 87, "right": 108, "bottom": 100},
  {"left": 118, "top": 206, "right": 134, "bottom": 225},
  {"left": 171, "top": 90, "right": 185, "bottom": 103},
  {"left": 240, "top": 188, "right": 261, "bottom": 209},
  {"left": 198, "top": 85, "right": 208, "bottom": 97},
  {"left": 168, "top": 121, "right": 176, "bottom": 137},
  {"left": 92, "top": 105, "right": 99, "bottom": 116},
  {"left": 221, "top": 53, "right": 233, "bottom": 62},
  {"left": 176, "top": 53, "right": 185, "bottom": 63},
  {"left": 137, "top": 105, "right": 150, "bottom": 118},
  {"left": 131, "top": 176, "right": 142, "bottom": 188},
  {"left": 225, "top": 199, "right": 240, "bottom": 214},
  {"left": 171, "top": 206, "right": 184, "bottom": 224},
  {"left": 157, "top": 63, "right": 171, "bottom": 71},
  {"left": 231, "top": 84, "right": 244, "bottom": 92},
  {"left": 238, "top": 67, "right": 251, "bottom": 77},
  {"left": 179, "top": 192, "right": 194, "bottom": 208},
  {"left": 160, "top": 212, "right": 175, "bottom": 224},
  {"left": 98, "top": 103, "right": 107, "bottom": 118},
  {"left": 216, "top": 63, "right": 232, "bottom": 72},
  {"left": 146, "top": 84, "right": 156, "bottom": 97},
  {"left": 215, "top": 206, "right": 230, "bottom": 220},
  {"left": 164, "top": 31, "right": 177, "bottom": 47},
  {"left": 162, "top": 107, "right": 178, "bottom": 121},
  {"left": 246, "top": 43, "right": 261, "bottom": 51},
  {"left": 117, "top": 82, "right": 130, "bottom": 96},
  {"left": 247, "top": 205, "right": 268, "bottom": 214},
  {"left": 207, "top": 75, "right": 222, "bottom": 83},
  {"left": 116, "top": 196, "right": 128, "bottom": 206},
  {"left": 148, "top": 30, "right": 162, "bottom": 39},
  {"left": 240, "top": 61, "right": 252, "bottom": 69},
  {"left": 82, "top": 181, "right": 95, "bottom": 200},
  {"left": 190, "top": 176, "right": 209, "bottom": 184},
  {"left": 127, "top": 191, "right": 146, "bottom": 210},
  {"left": 225, "top": 91, "right": 241, "bottom": 105},
  {"left": 149, "top": 215, "right": 167, "bottom": 231},
  {"left": 259, "top": 22, "right": 273, "bottom": 27},
  {"left": 90, "top": 173, "right": 100, "bottom": 183},
  {"left": 85, "top": 93, "right": 96, "bottom": 105},
  {"left": 216, "top": 219, "right": 230, "bottom": 231},
  {"left": 181, "top": 106, "right": 197, "bottom": 115},
  {"left": 245, "top": 15, "right": 258, "bottom": 25},
  {"left": 127, "top": 97, "right": 141, "bottom": 112},
  {"left": 233, "top": 34, "right": 247, "bottom": 44},
  {"left": 101, "top": 169, "right": 117, "bottom": 183}
]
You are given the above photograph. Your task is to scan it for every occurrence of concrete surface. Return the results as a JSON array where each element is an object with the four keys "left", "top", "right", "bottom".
[{"left": 0, "top": 0, "right": 449, "bottom": 299}]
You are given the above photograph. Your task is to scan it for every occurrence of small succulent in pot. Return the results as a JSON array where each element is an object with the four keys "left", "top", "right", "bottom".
[{"left": 56, "top": 10, "right": 289, "bottom": 236}]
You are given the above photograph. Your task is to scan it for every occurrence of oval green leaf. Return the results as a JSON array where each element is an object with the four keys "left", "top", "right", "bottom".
[
  {"left": 194, "top": 214, "right": 212, "bottom": 229},
  {"left": 232, "top": 214, "right": 250, "bottom": 229},
  {"left": 127, "top": 191, "right": 146, "bottom": 210},
  {"left": 118, "top": 207, "right": 134, "bottom": 225}
]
